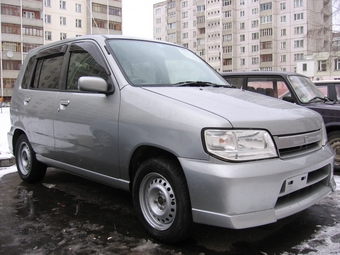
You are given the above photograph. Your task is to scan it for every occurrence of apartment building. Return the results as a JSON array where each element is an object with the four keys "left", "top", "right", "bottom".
[
  {"left": 0, "top": 0, "right": 122, "bottom": 102},
  {"left": 153, "top": 0, "right": 333, "bottom": 74}
]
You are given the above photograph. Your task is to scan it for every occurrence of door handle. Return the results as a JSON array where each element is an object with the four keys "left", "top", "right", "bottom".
[
  {"left": 60, "top": 100, "right": 70, "bottom": 106},
  {"left": 24, "top": 97, "right": 31, "bottom": 105},
  {"left": 58, "top": 100, "right": 70, "bottom": 112}
]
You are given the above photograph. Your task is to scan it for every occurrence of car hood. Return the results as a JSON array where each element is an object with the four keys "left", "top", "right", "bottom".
[{"left": 143, "top": 87, "right": 323, "bottom": 136}]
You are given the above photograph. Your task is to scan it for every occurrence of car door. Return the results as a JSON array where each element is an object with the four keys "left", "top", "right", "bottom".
[
  {"left": 18, "top": 45, "right": 66, "bottom": 157},
  {"left": 53, "top": 41, "right": 120, "bottom": 177}
]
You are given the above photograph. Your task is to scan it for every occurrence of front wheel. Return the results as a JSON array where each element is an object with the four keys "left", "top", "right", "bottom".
[
  {"left": 328, "top": 131, "right": 340, "bottom": 171},
  {"left": 15, "top": 134, "right": 47, "bottom": 183},
  {"left": 132, "top": 157, "right": 193, "bottom": 243}
]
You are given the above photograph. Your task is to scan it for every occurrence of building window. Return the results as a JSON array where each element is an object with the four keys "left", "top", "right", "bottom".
[
  {"left": 23, "top": 26, "right": 43, "bottom": 36},
  {"left": 197, "top": 5, "right": 205, "bottom": 12},
  {"left": 261, "top": 54, "right": 272, "bottom": 62},
  {"left": 223, "top": 46, "right": 232, "bottom": 53},
  {"left": 252, "top": 8, "right": 259, "bottom": 15},
  {"left": 303, "top": 63, "right": 307, "bottom": 71},
  {"left": 294, "top": 53, "right": 304, "bottom": 61},
  {"left": 23, "top": 11, "right": 36, "bottom": 19},
  {"left": 60, "top": 1, "right": 66, "bottom": 10},
  {"left": 240, "top": 0, "right": 245, "bottom": 5},
  {"left": 223, "top": 59, "right": 232, "bottom": 65},
  {"left": 240, "top": 46, "right": 245, "bottom": 53},
  {"left": 45, "top": 31, "right": 52, "bottom": 40},
  {"left": 252, "top": 45, "right": 259, "bottom": 52},
  {"left": 280, "top": 2, "right": 286, "bottom": 10},
  {"left": 294, "top": 13, "right": 304, "bottom": 20},
  {"left": 45, "top": 0, "right": 51, "bottom": 7},
  {"left": 182, "top": 32, "right": 188, "bottom": 39},
  {"left": 155, "top": 8, "right": 161, "bottom": 15},
  {"left": 60, "top": 17, "right": 66, "bottom": 25},
  {"left": 60, "top": 33, "right": 67, "bottom": 40},
  {"left": 2, "top": 42, "right": 21, "bottom": 52},
  {"left": 260, "top": 2, "right": 272, "bottom": 11},
  {"left": 75, "top": 19, "right": 82, "bottom": 28},
  {"left": 2, "top": 23, "right": 20, "bottom": 34},
  {"left": 260, "top": 28, "right": 273, "bottom": 37},
  {"left": 156, "top": 28, "right": 161, "bottom": 34},
  {"left": 260, "top": 41, "right": 272, "bottom": 49},
  {"left": 75, "top": 3, "right": 82, "bottom": 12},
  {"left": 251, "top": 20, "right": 259, "bottom": 28},
  {"left": 281, "top": 29, "right": 286, "bottom": 36},
  {"left": 223, "top": 11, "right": 232, "bottom": 18},
  {"left": 335, "top": 59, "right": 340, "bottom": 70},
  {"left": 182, "top": 1, "right": 188, "bottom": 7},
  {"left": 223, "top": 22, "right": 232, "bottom": 30},
  {"left": 294, "top": 40, "right": 304, "bottom": 48},
  {"left": 294, "top": 0, "right": 303, "bottom": 7},
  {"left": 294, "top": 26, "right": 304, "bottom": 34},
  {"left": 240, "top": 11, "right": 245, "bottom": 17},
  {"left": 45, "top": 14, "right": 51, "bottom": 23},
  {"left": 3, "top": 60, "right": 21, "bottom": 70},
  {"left": 182, "top": 11, "right": 188, "bottom": 18},
  {"left": 109, "top": 22, "right": 121, "bottom": 31},
  {"left": 281, "top": 15, "right": 286, "bottom": 22},
  {"left": 252, "top": 57, "right": 259, "bottom": 64},
  {"left": 252, "top": 32, "right": 259, "bottom": 40},
  {"left": 240, "top": 59, "right": 245, "bottom": 65},
  {"left": 183, "top": 22, "right": 188, "bottom": 28},
  {"left": 260, "top": 15, "right": 272, "bottom": 24},
  {"left": 223, "top": 34, "right": 232, "bottom": 41},
  {"left": 318, "top": 60, "right": 327, "bottom": 71},
  {"left": 280, "top": 42, "right": 286, "bottom": 49},
  {"left": 240, "top": 34, "right": 245, "bottom": 41},
  {"left": 222, "top": 0, "right": 232, "bottom": 6},
  {"left": 109, "top": 6, "right": 122, "bottom": 16},
  {"left": 23, "top": 43, "right": 42, "bottom": 53},
  {"left": 168, "top": 1, "right": 176, "bottom": 9},
  {"left": 168, "top": 22, "right": 176, "bottom": 29},
  {"left": 156, "top": 18, "right": 161, "bottom": 24},
  {"left": 280, "top": 55, "right": 286, "bottom": 62},
  {"left": 183, "top": 43, "right": 188, "bottom": 48}
]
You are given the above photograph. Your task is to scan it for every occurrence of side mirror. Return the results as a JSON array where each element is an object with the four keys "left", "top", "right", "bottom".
[
  {"left": 282, "top": 96, "right": 296, "bottom": 103},
  {"left": 78, "top": 77, "right": 111, "bottom": 93}
]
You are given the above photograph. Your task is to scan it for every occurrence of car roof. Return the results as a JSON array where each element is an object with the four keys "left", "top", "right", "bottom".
[{"left": 220, "top": 71, "right": 307, "bottom": 77}]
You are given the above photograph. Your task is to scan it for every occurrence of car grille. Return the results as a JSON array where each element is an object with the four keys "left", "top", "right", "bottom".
[{"left": 273, "top": 129, "right": 323, "bottom": 159}]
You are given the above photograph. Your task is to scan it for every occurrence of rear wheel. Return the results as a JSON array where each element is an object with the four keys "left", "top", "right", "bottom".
[
  {"left": 328, "top": 131, "right": 340, "bottom": 171},
  {"left": 15, "top": 134, "right": 47, "bottom": 183},
  {"left": 132, "top": 157, "right": 193, "bottom": 243}
]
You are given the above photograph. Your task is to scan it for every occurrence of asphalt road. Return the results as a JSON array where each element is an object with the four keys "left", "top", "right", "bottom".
[{"left": 0, "top": 168, "right": 339, "bottom": 255}]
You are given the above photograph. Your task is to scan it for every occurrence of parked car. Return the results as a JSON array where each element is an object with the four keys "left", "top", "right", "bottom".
[
  {"left": 313, "top": 80, "right": 340, "bottom": 101},
  {"left": 8, "top": 37, "right": 336, "bottom": 243},
  {"left": 221, "top": 71, "right": 340, "bottom": 171}
]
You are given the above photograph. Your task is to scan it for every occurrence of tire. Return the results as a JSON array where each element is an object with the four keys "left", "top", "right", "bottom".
[
  {"left": 15, "top": 134, "right": 47, "bottom": 183},
  {"left": 328, "top": 131, "right": 340, "bottom": 171},
  {"left": 132, "top": 157, "right": 193, "bottom": 243}
]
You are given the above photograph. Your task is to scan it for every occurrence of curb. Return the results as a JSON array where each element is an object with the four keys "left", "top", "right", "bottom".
[{"left": 0, "top": 156, "right": 16, "bottom": 168}]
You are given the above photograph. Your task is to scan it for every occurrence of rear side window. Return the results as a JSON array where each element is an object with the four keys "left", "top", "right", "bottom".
[
  {"left": 247, "top": 77, "right": 289, "bottom": 98},
  {"left": 21, "top": 56, "right": 36, "bottom": 89},
  {"left": 32, "top": 56, "right": 63, "bottom": 89}
]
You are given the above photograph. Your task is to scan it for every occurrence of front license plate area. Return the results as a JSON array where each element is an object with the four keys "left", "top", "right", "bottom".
[{"left": 285, "top": 173, "right": 308, "bottom": 193}]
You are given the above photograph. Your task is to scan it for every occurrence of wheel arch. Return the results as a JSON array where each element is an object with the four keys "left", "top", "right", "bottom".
[
  {"left": 11, "top": 129, "right": 27, "bottom": 156},
  {"left": 128, "top": 146, "right": 182, "bottom": 192}
]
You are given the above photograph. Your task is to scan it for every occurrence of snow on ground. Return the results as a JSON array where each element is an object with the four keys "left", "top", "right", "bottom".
[{"left": 1, "top": 106, "right": 340, "bottom": 254}]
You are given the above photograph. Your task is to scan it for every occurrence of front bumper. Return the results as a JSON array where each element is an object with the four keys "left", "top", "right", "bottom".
[{"left": 180, "top": 145, "right": 335, "bottom": 229}]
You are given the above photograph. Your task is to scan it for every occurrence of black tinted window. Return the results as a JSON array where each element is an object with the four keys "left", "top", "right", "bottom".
[{"left": 32, "top": 56, "right": 63, "bottom": 90}]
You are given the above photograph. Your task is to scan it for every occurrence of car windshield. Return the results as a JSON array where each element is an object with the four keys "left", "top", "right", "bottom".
[
  {"left": 288, "top": 75, "right": 326, "bottom": 103},
  {"left": 106, "top": 39, "right": 229, "bottom": 87}
]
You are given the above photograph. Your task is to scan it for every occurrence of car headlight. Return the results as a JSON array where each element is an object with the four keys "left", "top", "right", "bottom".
[{"left": 203, "top": 129, "right": 278, "bottom": 161}]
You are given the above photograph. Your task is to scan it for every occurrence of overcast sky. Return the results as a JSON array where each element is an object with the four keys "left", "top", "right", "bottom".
[{"left": 122, "top": 0, "right": 162, "bottom": 39}]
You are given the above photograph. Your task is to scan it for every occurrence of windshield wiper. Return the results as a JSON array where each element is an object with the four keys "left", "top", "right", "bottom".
[
  {"left": 173, "top": 81, "right": 233, "bottom": 88},
  {"left": 308, "top": 96, "right": 335, "bottom": 103}
]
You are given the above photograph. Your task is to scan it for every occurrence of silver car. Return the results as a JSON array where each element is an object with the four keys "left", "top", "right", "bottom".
[{"left": 8, "top": 35, "right": 336, "bottom": 243}]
